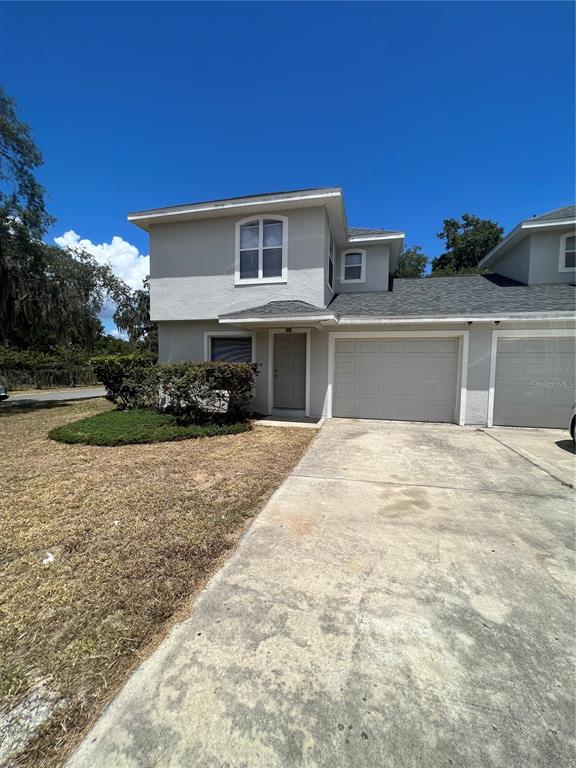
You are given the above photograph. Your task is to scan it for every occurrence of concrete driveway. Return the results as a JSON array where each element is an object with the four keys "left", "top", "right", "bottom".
[{"left": 67, "top": 420, "right": 575, "bottom": 768}]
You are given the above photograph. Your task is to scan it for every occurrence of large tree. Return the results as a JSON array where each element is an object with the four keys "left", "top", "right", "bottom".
[
  {"left": 113, "top": 277, "right": 158, "bottom": 354},
  {"left": 0, "top": 216, "right": 125, "bottom": 349},
  {"left": 393, "top": 245, "right": 428, "bottom": 278},
  {"left": 0, "top": 87, "right": 128, "bottom": 350},
  {"left": 0, "top": 86, "right": 53, "bottom": 237},
  {"left": 431, "top": 214, "right": 503, "bottom": 275}
]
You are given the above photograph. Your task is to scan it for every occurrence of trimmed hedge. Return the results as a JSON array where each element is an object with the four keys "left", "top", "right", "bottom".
[
  {"left": 90, "top": 353, "right": 157, "bottom": 410},
  {"left": 49, "top": 408, "right": 252, "bottom": 446},
  {"left": 92, "top": 354, "right": 258, "bottom": 425},
  {"left": 157, "top": 361, "right": 257, "bottom": 425}
]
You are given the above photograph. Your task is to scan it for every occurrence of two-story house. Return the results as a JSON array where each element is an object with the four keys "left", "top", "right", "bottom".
[{"left": 128, "top": 188, "right": 576, "bottom": 429}]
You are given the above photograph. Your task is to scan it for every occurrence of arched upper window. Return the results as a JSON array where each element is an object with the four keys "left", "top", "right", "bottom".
[
  {"left": 235, "top": 216, "right": 288, "bottom": 284},
  {"left": 341, "top": 249, "right": 366, "bottom": 283}
]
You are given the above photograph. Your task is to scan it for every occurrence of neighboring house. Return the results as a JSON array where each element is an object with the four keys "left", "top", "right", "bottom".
[{"left": 129, "top": 189, "right": 576, "bottom": 429}]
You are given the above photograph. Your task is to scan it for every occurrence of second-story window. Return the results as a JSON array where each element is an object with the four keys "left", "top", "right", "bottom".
[
  {"left": 341, "top": 249, "right": 366, "bottom": 283},
  {"left": 328, "top": 230, "right": 335, "bottom": 290},
  {"left": 237, "top": 216, "right": 287, "bottom": 283},
  {"left": 559, "top": 232, "right": 576, "bottom": 271}
]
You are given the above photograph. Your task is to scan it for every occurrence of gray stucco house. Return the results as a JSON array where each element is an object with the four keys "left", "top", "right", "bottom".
[{"left": 129, "top": 189, "right": 576, "bottom": 429}]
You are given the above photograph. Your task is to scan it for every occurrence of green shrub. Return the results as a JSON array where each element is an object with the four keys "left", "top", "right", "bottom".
[
  {"left": 0, "top": 345, "right": 97, "bottom": 389},
  {"left": 157, "top": 361, "right": 257, "bottom": 425},
  {"left": 90, "top": 353, "right": 157, "bottom": 409},
  {"left": 48, "top": 408, "right": 251, "bottom": 446}
]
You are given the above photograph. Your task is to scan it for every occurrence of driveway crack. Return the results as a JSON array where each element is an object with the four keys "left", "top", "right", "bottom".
[
  {"left": 289, "top": 471, "right": 572, "bottom": 499},
  {"left": 478, "top": 429, "right": 575, "bottom": 491}
]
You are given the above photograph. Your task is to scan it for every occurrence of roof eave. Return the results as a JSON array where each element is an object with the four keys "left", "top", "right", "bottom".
[
  {"left": 219, "top": 314, "right": 338, "bottom": 325},
  {"left": 338, "top": 311, "right": 576, "bottom": 324},
  {"left": 347, "top": 233, "right": 405, "bottom": 243},
  {"left": 128, "top": 188, "right": 344, "bottom": 231}
]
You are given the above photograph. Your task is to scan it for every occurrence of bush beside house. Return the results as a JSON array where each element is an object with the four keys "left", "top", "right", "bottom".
[{"left": 51, "top": 355, "right": 259, "bottom": 445}]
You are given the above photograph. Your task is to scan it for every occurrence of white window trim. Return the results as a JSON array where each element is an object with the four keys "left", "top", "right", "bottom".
[
  {"left": 326, "top": 330, "right": 469, "bottom": 425},
  {"left": 487, "top": 328, "right": 576, "bottom": 427},
  {"left": 203, "top": 331, "right": 256, "bottom": 363},
  {"left": 267, "top": 328, "right": 311, "bottom": 417},
  {"left": 235, "top": 215, "right": 288, "bottom": 285},
  {"left": 559, "top": 232, "right": 576, "bottom": 272},
  {"left": 341, "top": 249, "right": 366, "bottom": 284}
]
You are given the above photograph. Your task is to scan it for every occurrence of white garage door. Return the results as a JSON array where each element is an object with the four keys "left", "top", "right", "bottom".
[
  {"left": 333, "top": 337, "right": 460, "bottom": 422},
  {"left": 493, "top": 336, "right": 576, "bottom": 428}
]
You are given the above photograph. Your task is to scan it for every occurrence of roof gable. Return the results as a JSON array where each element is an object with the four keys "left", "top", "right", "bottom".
[{"left": 480, "top": 205, "right": 576, "bottom": 267}]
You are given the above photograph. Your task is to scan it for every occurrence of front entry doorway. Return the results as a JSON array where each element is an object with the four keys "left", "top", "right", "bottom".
[{"left": 273, "top": 332, "right": 307, "bottom": 411}]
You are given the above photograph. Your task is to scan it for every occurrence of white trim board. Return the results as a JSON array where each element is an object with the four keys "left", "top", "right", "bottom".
[
  {"left": 326, "top": 330, "right": 469, "bottom": 425},
  {"left": 348, "top": 233, "right": 404, "bottom": 243},
  {"left": 128, "top": 191, "right": 342, "bottom": 222},
  {"left": 220, "top": 314, "right": 336, "bottom": 325},
  {"left": 267, "top": 328, "right": 311, "bottom": 417},
  {"left": 487, "top": 328, "right": 576, "bottom": 428},
  {"left": 203, "top": 330, "right": 256, "bottom": 363},
  {"left": 337, "top": 312, "right": 576, "bottom": 325}
]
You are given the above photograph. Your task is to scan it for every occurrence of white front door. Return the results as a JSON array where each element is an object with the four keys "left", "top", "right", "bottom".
[{"left": 273, "top": 333, "right": 306, "bottom": 410}]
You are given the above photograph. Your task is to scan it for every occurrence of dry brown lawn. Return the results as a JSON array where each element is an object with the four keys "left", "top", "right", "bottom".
[{"left": 0, "top": 399, "right": 315, "bottom": 767}]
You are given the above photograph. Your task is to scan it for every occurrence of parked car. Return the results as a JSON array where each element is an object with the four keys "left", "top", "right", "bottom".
[{"left": 0, "top": 385, "right": 8, "bottom": 401}]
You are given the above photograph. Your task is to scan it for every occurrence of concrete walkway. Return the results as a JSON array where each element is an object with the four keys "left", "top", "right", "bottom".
[{"left": 67, "top": 420, "right": 575, "bottom": 768}]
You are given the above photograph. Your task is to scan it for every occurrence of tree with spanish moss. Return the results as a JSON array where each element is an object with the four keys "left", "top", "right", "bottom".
[{"left": 0, "top": 86, "right": 127, "bottom": 350}]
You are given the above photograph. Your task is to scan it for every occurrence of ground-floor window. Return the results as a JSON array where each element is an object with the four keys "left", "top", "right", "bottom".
[{"left": 209, "top": 335, "right": 253, "bottom": 363}]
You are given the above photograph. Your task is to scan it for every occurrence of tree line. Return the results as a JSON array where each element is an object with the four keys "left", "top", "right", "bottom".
[
  {"left": 393, "top": 212, "right": 504, "bottom": 279},
  {"left": 0, "top": 86, "right": 156, "bottom": 355}
]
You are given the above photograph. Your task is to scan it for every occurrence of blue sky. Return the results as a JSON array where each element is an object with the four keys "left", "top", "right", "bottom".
[{"left": 1, "top": 1, "right": 574, "bottom": 323}]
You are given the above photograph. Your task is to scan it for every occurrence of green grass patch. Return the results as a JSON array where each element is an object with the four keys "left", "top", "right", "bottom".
[{"left": 48, "top": 408, "right": 251, "bottom": 446}]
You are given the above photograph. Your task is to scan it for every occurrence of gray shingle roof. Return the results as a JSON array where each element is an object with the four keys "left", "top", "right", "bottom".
[
  {"left": 220, "top": 300, "right": 334, "bottom": 320},
  {"left": 349, "top": 227, "right": 404, "bottom": 237},
  {"left": 525, "top": 205, "right": 575, "bottom": 224},
  {"left": 328, "top": 275, "right": 576, "bottom": 318},
  {"left": 220, "top": 276, "right": 575, "bottom": 322}
]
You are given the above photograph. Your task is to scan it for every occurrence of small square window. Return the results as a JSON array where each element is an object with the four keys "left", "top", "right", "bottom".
[
  {"left": 345, "top": 264, "right": 362, "bottom": 280},
  {"left": 240, "top": 249, "right": 258, "bottom": 279},
  {"left": 342, "top": 250, "right": 366, "bottom": 283},
  {"left": 263, "top": 247, "right": 282, "bottom": 277}
]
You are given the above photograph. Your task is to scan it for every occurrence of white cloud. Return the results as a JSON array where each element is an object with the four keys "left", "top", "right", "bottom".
[
  {"left": 54, "top": 230, "right": 150, "bottom": 291},
  {"left": 109, "top": 327, "right": 128, "bottom": 340}
]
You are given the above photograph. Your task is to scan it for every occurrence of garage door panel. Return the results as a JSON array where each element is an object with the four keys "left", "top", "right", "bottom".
[
  {"left": 357, "top": 359, "right": 381, "bottom": 375},
  {"left": 334, "top": 358, "right": 356, "bottom": 375},
  {"left": 493, "top": 336, "right": 575, "bottom": 428},
  {"left": 333, "top": 337, "right": 459, "bottom": 423},
  {"left": 357, "top": 340, "right": 382, "bottom": 354}
]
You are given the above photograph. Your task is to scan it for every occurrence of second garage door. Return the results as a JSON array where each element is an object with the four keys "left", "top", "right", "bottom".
[
  {"left": 492, "top": 336, "right": 575, "bottom": 428},
  {"left": 333, "top": 337, "right": 459, "bottom": 422}
]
